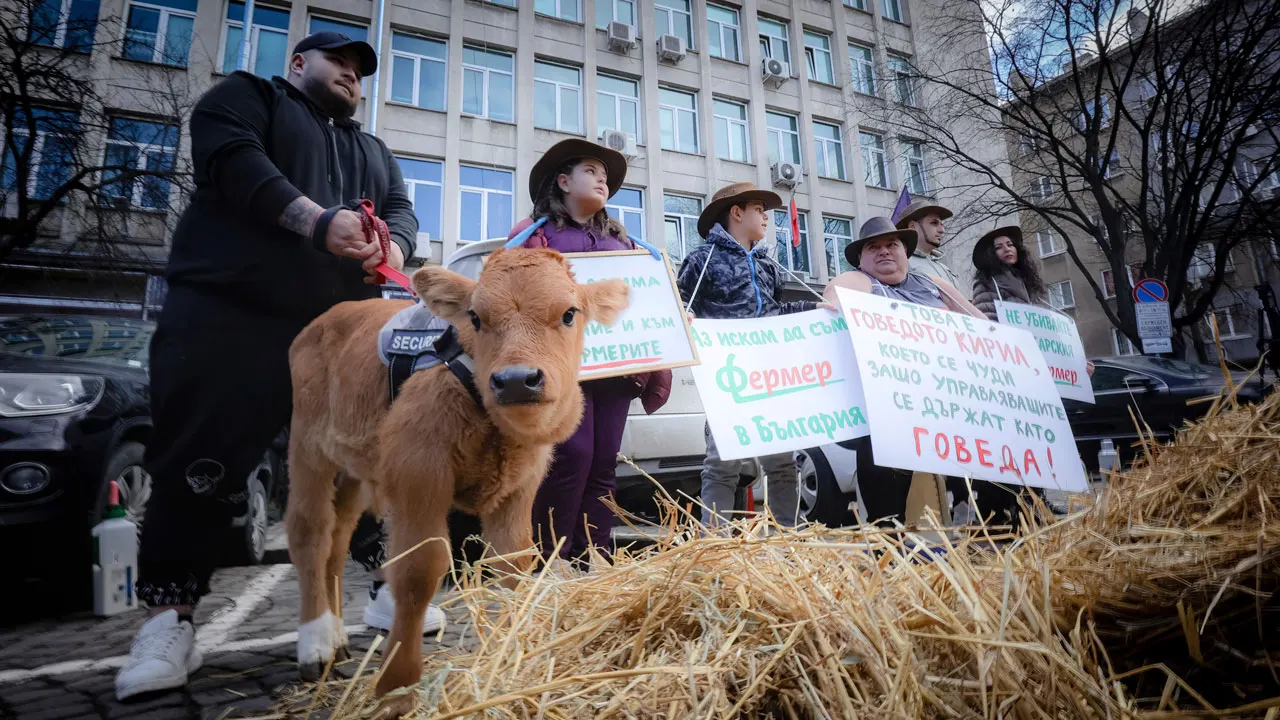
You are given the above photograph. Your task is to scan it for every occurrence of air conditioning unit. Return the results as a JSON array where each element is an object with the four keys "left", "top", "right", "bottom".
[
  {"left": 762, "top": 57, "right": 789, "bottom": 87},
  {"left": 657, "top": 33, "right": 686, "bottom": 63},
  {"left": 600, "top": 129, "right": 638, "bottom": 160},
  {"left": 771, "top": 161, "right": 801, "bottom": 188},
  {"left": 607, "top": 22, "right": 637, "bottom": 51}
]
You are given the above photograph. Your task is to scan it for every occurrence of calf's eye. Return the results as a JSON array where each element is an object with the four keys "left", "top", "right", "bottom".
[
  {"left": 469, "top": 311, "right": 482, "bottom": 331},
  {"left": 562, "top": 307, "right": 579, "bottom": 327}
]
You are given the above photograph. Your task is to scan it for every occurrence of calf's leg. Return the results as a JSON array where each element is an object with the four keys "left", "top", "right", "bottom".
[{"left": 285, "top": 449, "right": 345, "bottom": 680}]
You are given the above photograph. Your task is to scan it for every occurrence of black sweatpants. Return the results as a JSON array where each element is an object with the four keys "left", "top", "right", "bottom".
[
  {"left": 136, "top": 287, "right": 386, "bottom": 607},
  {"left": 844, "top": 437, "right": 914, "bottom": 527}
]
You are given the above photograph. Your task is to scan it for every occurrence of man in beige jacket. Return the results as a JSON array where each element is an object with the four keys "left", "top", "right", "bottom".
[{"left": 896, "top": 199, "right": 960, "bottom": 288}]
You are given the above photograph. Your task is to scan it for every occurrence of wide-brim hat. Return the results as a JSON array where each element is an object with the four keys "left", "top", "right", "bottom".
[
  {"left": 846, "top": 216, "right": 919, "bottom": 268},
  {"left": 971, "top": 225, "right": 1025, "bottom": 265},
  {"left": 293, "top": 31, "right": 378, "bottom": 76},
  {"left": 895, "top": 198, "right": 954, "bottom": 229},
  {"left": 527, "top": 138, "right": 628, "bottom": 203},
  {"left": 697, "top": 182, "right": 783, "bottom": 238}
]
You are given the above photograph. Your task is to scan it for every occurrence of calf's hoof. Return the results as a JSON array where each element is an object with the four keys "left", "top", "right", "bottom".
[
  {"left": 296, "top": 611, "right": 348, "bottom": 681},
  {"left": 369, "top": 691, "right": 419, "bottom": 720}
]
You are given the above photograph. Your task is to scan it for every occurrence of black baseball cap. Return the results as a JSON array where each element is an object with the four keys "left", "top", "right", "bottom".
[{"left": 292, "top": 31, "right": 378, "bottom": 77}]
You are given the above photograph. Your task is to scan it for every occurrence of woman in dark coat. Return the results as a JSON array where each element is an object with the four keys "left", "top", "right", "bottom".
[{"left": 970, "top": 225, "right": 1048, "bottom": 321}]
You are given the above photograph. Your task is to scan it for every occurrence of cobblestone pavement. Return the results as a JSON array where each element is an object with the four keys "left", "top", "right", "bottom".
[{"left": 0, "top": 527, "right": 475, "bottom": 720}]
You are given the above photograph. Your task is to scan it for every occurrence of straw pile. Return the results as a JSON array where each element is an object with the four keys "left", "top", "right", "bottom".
[{"left": 289, "top": 388, "right": 1280, "bottom": 719}]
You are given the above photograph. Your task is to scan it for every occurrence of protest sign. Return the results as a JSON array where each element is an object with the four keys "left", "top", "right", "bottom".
[
  {"left": 688, "top": 310, "right": 869, "bottom": 462},
  {"left": 834, "top": 287, "right": 1086, "bottom": 492},
  {"left": 565, "top": 250, "right": 699, "bottom": 381},
  {"left": 994, "top": 301, "right": 1095, "bottom": 404}
]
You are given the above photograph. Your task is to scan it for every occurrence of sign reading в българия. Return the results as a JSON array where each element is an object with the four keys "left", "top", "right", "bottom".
[
  {"left": 835, "top": 287, "right": 1087, "bottom": 492},
  {"left": 565, "top": 250, "right": 700, "bottom": 382},
  {"left": 688, "top": 310, "right": 869, "bottom": 462},
  {"left": 994, "top": 300, "right": 1095, "bottom": 404}
]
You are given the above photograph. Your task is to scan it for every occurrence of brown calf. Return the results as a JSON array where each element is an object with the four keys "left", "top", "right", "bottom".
[{"left": 285, "top": 249, "right": 628, "bottom": 715}]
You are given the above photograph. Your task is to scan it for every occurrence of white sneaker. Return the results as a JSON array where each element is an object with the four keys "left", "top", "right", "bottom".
[
  {"left": 115, "top": 610, "right": 203, "bottom": 700},
  {"left": 362, "top": 583, "right": 445, "bottom": 635}
]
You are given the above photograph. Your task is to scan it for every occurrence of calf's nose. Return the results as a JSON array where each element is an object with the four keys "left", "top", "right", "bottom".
[{"left": 489, "top": 366, "right": 545, "bottom": 405}]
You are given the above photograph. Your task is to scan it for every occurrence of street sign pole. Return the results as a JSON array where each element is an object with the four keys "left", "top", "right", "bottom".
[{"left": 1133, "top": 278, "right": 1173, "bottom": 356}]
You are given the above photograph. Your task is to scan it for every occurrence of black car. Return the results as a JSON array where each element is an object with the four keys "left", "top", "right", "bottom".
[
  {"left": 0, "top": 315, "right": 280, "bottom": 589},
  {"left": 1065, "top": 355, "right": 1269, "bottom": 477}
]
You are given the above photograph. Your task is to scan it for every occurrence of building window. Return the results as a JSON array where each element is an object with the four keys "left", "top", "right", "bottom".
[
  {"left": 1112, "top": 328, "right": 1139, "bottom": 356},
  {"left": 766, "top": 111, "right": 800, "bottom": 166},
  {"left": 596, "top": 0, "right": 634, "bottom": 28},
  {"left": 1031, "top": 175, "right": 1054, "bottom": 199},
  {"left": 655, "top": 0, "right": 693, "bottom": 49},
  {"left": 459, "top": 165, "right": 513, "bottom": 243},
  {"left": 804, "top": 31, "right": 834, "bottom": 84},
  {"left": 848, "top": 44, "right": 876, "bottom": 96},
  {"left": 597, "top": 73, "right": 641, "bottom": 142},
  {"left": 658, "top": 87, "right": 699, "bottom": 154},
  {"left": 1102, "top": 264, "right": 1141, "bottom": 298},
  {"left": 462, "top": 46, "right": 515, "bottom": 122},
  {"left": 758, "top": 17, "right": 790, "bottom": 66},
  {"left": 0, "top": 109, "right": 77, "bottom": 200},
  {"left": 219, "top": 2, "right": 289, "bottom": 77},
  {"left": 123, "top": 0, "right": 195, "bottom": 66},
  {"left": 1018, "top": 133, "right": 1038, "bottom": 156},
  {"left": 1036, "top": 229, "right": 1063, "bottom": 257},
  {"left": 309, "top": 16, "right": 366, "bottom": 40},
  {"left": 101, "top": 117, "right": 179, "bottom": 210},
  {"left": 887, "top": 53, "right": 916, "bottom": 105},
  {"left": 606, "top": 187, "right": 645, "bottom": 241},
  {"left": 1048, "top": 280, "right": 1075, "bottom": 310},
  {"left": 663, "top": 194, "right": 702, "bottom": 261},
  {"left": 534, "top": 61, "right": 582, "bottom": 134},
  {"left": 1102, "top": 149, "right": 1122, "bottom": 179},
  {"left": 823, "top": 215, "right": 854, "bottom": 278},
  {"left": 882, "top": 0, "right": 905, "bottom": 23},
  {"left": 844, "top": 0, "right": 868, "bottom": 11},
  {"left": 813, "top": 121, "right": 846, "bottom": 180},
  {"left": 713, "top": 98, "right": 750, "bottom": 162},
  {"left": 1207, "top": 306, "right": 1250, "bottom": 340},
  {"left": 1077, "top": 97, "right": 1111, "bottom": 130},
  {"left": 1091, "top": 213, "right": 1109, "bottom": 243},
  {"left": 389, "top": 33, "right": 447, "bottom": 111},
  {"left": 900, "top": 138, "right": 927, "bottom": 194},
  {"left": 860, "top": 131, "right": 888, "bottom": 188},
  {"left": 707, "top": 5, "right": 741, "bottom": 62},
  {"left": 1189, "top": 242, "right": 1235, "bottom": 278},
  {"left": 535, "top": 0, "right": 579, "bottom": 23},
  {"left": 773, "top": 209, "right": 810, "bottom": 277},
  {"left": 398, "top": 157, "right": 442, "bottom": 245},
  {"left": 29, "top": 0, "right": 100, "bottom": 51}
]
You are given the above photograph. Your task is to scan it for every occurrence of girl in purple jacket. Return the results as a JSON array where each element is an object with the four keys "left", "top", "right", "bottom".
[{"left": 506, "top": 139, "right": 669, "bottom": 566}]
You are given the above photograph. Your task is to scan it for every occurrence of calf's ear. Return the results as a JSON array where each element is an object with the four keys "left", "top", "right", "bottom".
[
  {"left": 578, "top": 278, "right": 629, "bottom": 328},
  {"left": 412, "top": 266, "right": 477, "bottom": 323}
]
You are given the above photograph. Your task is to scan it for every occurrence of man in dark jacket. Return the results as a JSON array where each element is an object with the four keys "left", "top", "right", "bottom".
[
  {"left": 676, "top": 183, "right": 831, "bottom": 529},
  {"left": 115, "top": 32, "right": 426, "bottom": 700}
]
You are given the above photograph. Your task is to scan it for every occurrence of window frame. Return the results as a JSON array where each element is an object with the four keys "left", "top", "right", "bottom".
[
  {"left": 654, "top": 0, "right": 694, "bottom": 49},
  {"left": 1047, "top": 280, "right": 1075, "bottom": 310},
  {"left": 597, "top": 73, "right": 642, "bottom": 143},
  {"left": 534, "top": 60, "right": 583, "bottom": 134},
  {"left": 881, "top": 0, "right": 905, "bottom": 23},
  {"left": 887, "top": 53, "right": 916, "bottom": 105},
  {"left": 773, "top": 208, "right": 811, "bottom": 278},
  {"left": 848, "top": 43, "right": 877, "bottom": 96},
  {"left": 1036, "top": 229, "right": 1064, "bottom": 258},
  {"left": 765, "top": 111, "right": 801, "bottom": 166},
  {"left": 844, "top": 0, "right": 869, "bottom": 11},
  {"left": 461, "top": 45, "right": 515, "bottom": 122},
  {"left": 122, "top": 0, "right": 196, "bottom": 66},
  {"left": 606, "top": 187, "right": 646, "bottom": 241},
  {"left": 217, "top": 1, "right": 290, "bottom": 77},
  {"left": 757, "top": 17, "right": 790, "bottom": 67},
  {"left": 29, "top": 0, "right": 99, "bottom": 50},
  {"left": 387, "top": 32, "right": 448, "bottom": 111},
  {"left": 823, "top": 214, "right": 855, "bottom": 278},
  {"left": 100, "top": 117, "right": 179, "bottom": 210},
  {"left": 397, "top": 156, "right": 443, "bottom": 248},
  {"left": 534, "top": 0, "right": 580, "bottom": 23},
  {"left": 859, "top": 130, "right": 889, "bottom": 189},
  {"left": 813, "top": 121, "right": 846, "bottom": 180},
  {"left": 1, "top": 110, "right": 78, "bottom": 200},
  {"left": 658, "top": 86, "right": 700, "bottom": 154},
  {"left": 663, "top": 193, "right": 703, "bottom": 262},
  {"left": 1111, "top": 328, "right": 1140, "bottom": 356},
  {"left": 900, "top": 138, "right": 927, "bottom": 194},
  {"left": 1207, "top": 306, "right": 1250, "bottom": 340},
  {"left": 595, "top": 0, "right": 636, "bottom": 29},
  {"left": 803, "top": 30, "right": 834, "bottom": 85},
  {"left": 707, "top": 4, "right": 742, "bottom": 62},
  {"left": 713, "top": 97, "right": 751, "bottom": 163},
  {"left": 458, "top": 165, "right": 514, "bottom": 244}
]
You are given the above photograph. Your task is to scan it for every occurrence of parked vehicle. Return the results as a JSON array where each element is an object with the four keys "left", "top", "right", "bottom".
[
  {"left": 0, "top": 315, "right": 278, "bottom": 590},
  {"left": 797, "top": 355, "right": 1271, "bottom": 526}
]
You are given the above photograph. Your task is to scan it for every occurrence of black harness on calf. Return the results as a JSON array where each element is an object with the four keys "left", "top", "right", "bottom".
[{"left": 384, "top": 324, "right": 483, "bottom": 407}]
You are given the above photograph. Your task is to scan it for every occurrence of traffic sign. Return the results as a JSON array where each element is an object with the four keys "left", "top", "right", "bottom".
[
  {"left": 1142, "top": 338, "right": 1173, "bottom": 354},
  {"left": 1133, "top": 278, "right": 1169, "bottom": 304},
  {"left": 1135, "top": 302, "right": 1172, "bottom": 339}
]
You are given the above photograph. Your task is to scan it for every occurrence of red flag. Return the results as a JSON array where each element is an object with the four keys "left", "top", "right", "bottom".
[{"left": 789, "top": 196, "right": 801, "bottom": 248}]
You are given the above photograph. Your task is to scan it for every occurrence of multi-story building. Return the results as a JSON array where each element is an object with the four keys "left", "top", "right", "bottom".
[{"left": 1, "top": 0, "right": 1002, "bottom": 315}]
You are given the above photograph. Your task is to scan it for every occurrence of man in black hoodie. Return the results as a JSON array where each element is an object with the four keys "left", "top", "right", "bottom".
[{"left": 115, "top": 33, "right": 426, "bottom": 700}]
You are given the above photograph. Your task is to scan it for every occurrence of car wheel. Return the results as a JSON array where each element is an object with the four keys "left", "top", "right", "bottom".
[
  {"left": 797, "top": 448, "right": 856, "bottom": 527},
  {"left": 235, "top": 471, "right": 270, "bottom": 566},
  {"left": 98, "top": 441, "right": 152, "bottom": 532}
]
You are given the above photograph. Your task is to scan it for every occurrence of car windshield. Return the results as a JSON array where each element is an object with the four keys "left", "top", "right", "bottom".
[
  {"left": 0, "top": 316, "right": 154, "bottom": 369},
  {"left": 1136, "top": 357, "right": 1212, "bottom": 378}
]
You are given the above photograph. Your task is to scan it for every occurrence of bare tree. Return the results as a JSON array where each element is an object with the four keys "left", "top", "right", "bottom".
[
  {"left": 0, "top": 0, "right": 194, "bottom": 265},
  {"left": 871, "top": 0, "right": 1280, "bottom": 351}
]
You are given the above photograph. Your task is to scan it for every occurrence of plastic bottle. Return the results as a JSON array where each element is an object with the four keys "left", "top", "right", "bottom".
[
  {"left": 1097, "top": 439, "right": 1119, "bottom": 482},
  {"left": 92, "top": 480, "right": 138, "bottom": 616}
]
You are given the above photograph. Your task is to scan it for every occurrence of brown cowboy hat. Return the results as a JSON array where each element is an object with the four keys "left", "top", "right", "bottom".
[
  {"left": 845, "top": 216, "right": 919, "bottom": 268},
  {"left": 697, "top": 182, "right": 783, "bottom": 238},
  {"left": 971, "top": 225, "right": 1025, "bottom": 265},
  {"left": 527, "top": 138, "right": 628, "bottom": 203},
  {"left": 894, "top": 198, "right": 954, "bottom": 229}
]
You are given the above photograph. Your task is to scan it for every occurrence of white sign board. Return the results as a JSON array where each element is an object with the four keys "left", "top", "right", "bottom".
[
  {"left": 1135, "top": 302, "right": 1173, "bottom": 339},
  {"left": 834, "top": 287, "right": 1087, "bottom": 492},
  {"left": 566, "top": 250, "right": 699, "bottom": 381},
  {"left": 1142, "top": 337, "right": 1173, "bottom": 354},
  {"left": 688, "top": 311, "right": 869, "bottom": 461},
  {"left": 994, "top": 301, "right": 1094, "bottom": 404}
]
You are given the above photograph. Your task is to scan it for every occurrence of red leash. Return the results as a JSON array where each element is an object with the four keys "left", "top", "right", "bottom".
[{"left": 354, "top": 199, "right": 416, "bottom": 296}]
